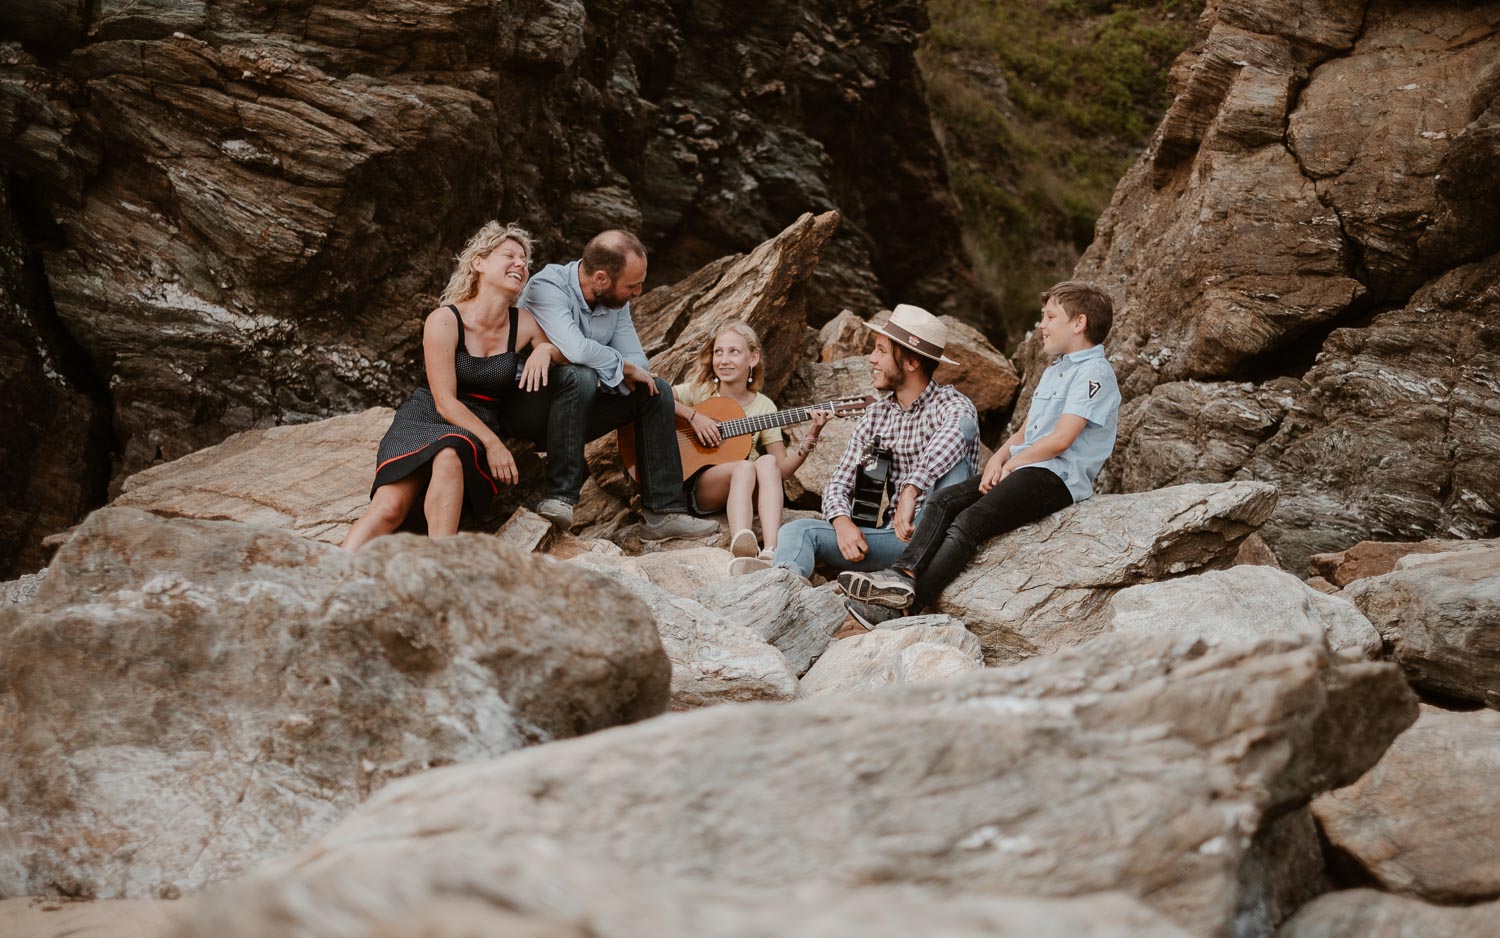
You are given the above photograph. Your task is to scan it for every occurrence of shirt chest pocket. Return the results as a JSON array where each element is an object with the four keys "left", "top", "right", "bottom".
[{"left": 1027, "top": 385, "right": 1066, "bottom": 434}]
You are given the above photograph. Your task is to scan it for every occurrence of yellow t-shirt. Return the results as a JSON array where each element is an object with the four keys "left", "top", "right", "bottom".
[{"left": 673, "top": 382, "right": 785, "bottom": 458}]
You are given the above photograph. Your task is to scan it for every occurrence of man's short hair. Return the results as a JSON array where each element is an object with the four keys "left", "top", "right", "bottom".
[
  {"left": 581, "top": 230, "right": 647, "bottom": 278},
  {"left": 1042, "top": 281, "right": 1114, "bottom": 345},
  {"left": 891, "top": 342, "right": 939, "bottom": 380}
]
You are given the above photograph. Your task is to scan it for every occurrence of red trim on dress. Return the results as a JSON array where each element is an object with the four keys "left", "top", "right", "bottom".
[{"left": 375, "top": 433, "right": 498, "bottom": 494}]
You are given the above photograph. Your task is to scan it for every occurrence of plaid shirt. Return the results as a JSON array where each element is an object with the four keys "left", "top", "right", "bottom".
[{"left": 824, "top": 381, "right": 980, "bottom": 526}]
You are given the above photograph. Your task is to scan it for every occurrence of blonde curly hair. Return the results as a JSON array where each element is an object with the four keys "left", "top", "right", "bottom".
[
  {"left": 689, "top": 321, "right": 765, "bottom": 393},
  {"left": 438, "top": 221, "right": 535, "bottom": 306}
]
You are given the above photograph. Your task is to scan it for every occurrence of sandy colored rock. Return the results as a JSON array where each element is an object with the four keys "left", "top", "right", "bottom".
[
  {"left": 495, "top": 507, "right": 557, "bottom": 553},
  {"left": 1, "top": 571, "right": 44, "bottom": 605},
  {"left": 0, "top": 897, "right": 180, "bottom": 938},
  {"left": 576, "top": 546, "right": 735, "bottom": 598},
  {"left": 1281, "top": 890, "right": 1500, "bottom": 938},
  {"left": 938, "top": 482, "right": 1278, "bottom": 663},
  {"left": 1313, "top": 705, "right": 1500, "bottom": 902},
  {"left": 1308, "top": 538, "right": 1498, "bottom": 587},
  {"left": 1344, "top": 546, "right": 1500, "bottom": 706},
  {"left": 572, "top": 560, "right": 801, "bottom": 710},
  {"left": 1108, "top": 566, "right": 1381, "bottom": 659},
  {"left": 1232, "top": 532, "right": 1279, "bottom": 567},
  {"left": 694, "top": 568, "right": 847, "bottom": 675},
  {"left": 800, "top": 623, "right": 983, "bottom": 698},
  {"left": 0, "top": 508, "right": 669, "bottom": 899},
  {"left": 818, "top": 309, "right": 869, "bottom": 362},
  {"left": 934, "top": 316, "right": 1019, "bottom": 416},
  {"left": 179, "top": 631, "right": 1415, "bottom": 938}
]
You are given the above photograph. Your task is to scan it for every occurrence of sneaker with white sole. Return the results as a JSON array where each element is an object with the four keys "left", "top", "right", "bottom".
[
  {"left": 639, "top": 510, "right": 719, "bottom": 541},
  {"left": 837, "top": 569, "right": 916, "bottom": 609},
  {"left": 536, "top": 498, "right": 575, "bottom": 531},
  {"left": 729, "top": 549, "right": 775, "bottom": 576}
]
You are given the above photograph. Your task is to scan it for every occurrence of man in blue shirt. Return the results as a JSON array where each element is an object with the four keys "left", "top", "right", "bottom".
[
  {"left": 838, "top": 281, "right": 1122, "bottom": 627},
  {"left": 508, "top": 230, "right": 717, "bottom": 540}
]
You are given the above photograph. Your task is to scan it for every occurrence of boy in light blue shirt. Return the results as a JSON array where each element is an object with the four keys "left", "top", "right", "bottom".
[{"left": 838, "top": 282, "right": 1122, "bottom": 627}]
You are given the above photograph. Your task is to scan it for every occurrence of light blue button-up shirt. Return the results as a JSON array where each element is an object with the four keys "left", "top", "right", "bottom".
[
  {"left": 1010, "top": 344, "right": 1121, "bottom": 502},
  {"left": 520, "top": 260, "right": 649, "bottom": 390}
]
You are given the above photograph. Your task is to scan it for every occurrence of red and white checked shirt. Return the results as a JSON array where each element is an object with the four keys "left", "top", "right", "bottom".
[{"left": 823, "top": 380, "right": 980, "bottom": 526}]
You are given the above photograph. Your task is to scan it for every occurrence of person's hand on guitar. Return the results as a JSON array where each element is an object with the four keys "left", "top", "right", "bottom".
[
  {"left": 687, "top": 408, "right": 722, "bottom": 448},
  {"left": 832, "top": 516, "right": 869, "bottom": 563}
]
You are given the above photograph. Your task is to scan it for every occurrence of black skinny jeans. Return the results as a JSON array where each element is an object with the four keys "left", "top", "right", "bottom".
[{"left": 894, "top": 467, "right": 1073, "bottom": 609}]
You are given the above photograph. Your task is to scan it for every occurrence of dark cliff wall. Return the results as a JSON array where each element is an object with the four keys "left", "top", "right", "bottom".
[{"left": 0, "top": 0, "right": 985, "bottom": 575}]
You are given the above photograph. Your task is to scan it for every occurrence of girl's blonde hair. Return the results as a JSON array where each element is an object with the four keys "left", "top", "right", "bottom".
[
  {"left": 438, "top": 221, "right": 535, "bottom": 306},
  {"left": 691, "top": 321, "right": 765, "bottom": 392}
]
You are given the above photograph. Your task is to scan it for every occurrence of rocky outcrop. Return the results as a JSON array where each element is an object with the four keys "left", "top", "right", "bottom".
[
  {"left": 1281, "top": 890, "right": 1500, "bottom": 938},
  {"left": 1107, "top": 565, "right": 1381, "bottom": 659},
  {"left": 572, "top": 558, "right": 802, "bottom": 709},
  {"left": 800, "top": 621, "right": 983, "bottom": 698},
  {"left": 0, "top": 0, "right": 985, "bottom": 545},
  {"left": 1020, "top": 0, "right": 1500, "bottom": 571},
  {"left": 1343, "top": 546, "right": 1500, "bottom": 706},
  {"left": 0, "top": 508, "right": 669, "bottom": 899},
  {"left": 1313, "top": 705, "right": 1500, "bottom": 903},
  {"left": 1308, "top": 537, "right": 1499, "bottom": 587},
  {"left": 693, "top": 569, "right": 846, "bottom": 676},
  {"left": 178, "top": 632, "right": 1415, "bottom": 938},
  {"left": 937, "top": 481, "right": 1279, "bottom": 663}
]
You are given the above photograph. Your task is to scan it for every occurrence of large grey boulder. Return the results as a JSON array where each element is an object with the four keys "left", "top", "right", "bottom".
[
  {"left": 1281, "top": 890, "right": 1500, "bottom": 938},
  {"left": 694, "top": 569, "right": 847, "bottom": 675},
  {"left": 0, "top": 508, "right": 669, "bottom": 899},
  {"left": 179, "top": 632, "right": 1414, "bottom": 938},
  {"left": 1313, "top": 705, "right": 1500, "bottom": 902},
  {"left": 937, "top": 482, "right": 1278, "bottom": 663},
  {"left": 1108, "top": 566, "right": 1380, "bottom": 659},
  {"left": 800, "top": 622, "right": 984, "bottom": 698},
  {"left": 1343, "top": 546, "right": 1500, "bottom": 706},
  {"left": 573, "top": 560, "right": 801, "bottom": 710}
]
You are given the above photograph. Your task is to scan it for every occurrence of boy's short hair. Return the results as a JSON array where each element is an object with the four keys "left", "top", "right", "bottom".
[{"left": 1042, "top": 282, "right": 1114, "bottom": 345}]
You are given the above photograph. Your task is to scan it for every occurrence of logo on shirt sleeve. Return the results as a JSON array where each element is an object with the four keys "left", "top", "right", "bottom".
[{"left": 1088, "top": 380, "right": 1101, "bottom": 400}]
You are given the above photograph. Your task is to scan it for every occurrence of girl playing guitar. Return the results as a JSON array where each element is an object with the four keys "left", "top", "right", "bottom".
[{"left": 674, "top": 323, "right": 832, "bottom": 575}]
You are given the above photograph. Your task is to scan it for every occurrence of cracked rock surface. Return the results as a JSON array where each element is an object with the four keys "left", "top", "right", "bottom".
[
  {"left": 0, "top": 508, "right": 669, "bottom": 899},
  {"left": 1010, "top": 0, "right": 1500, "bottom": 572},
  {"left": 178, "top": 631, "right": 1416, "bottom": 938}
]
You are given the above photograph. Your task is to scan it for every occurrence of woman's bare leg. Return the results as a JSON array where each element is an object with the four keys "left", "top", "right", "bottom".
[
  {"left": 342, "top": 475, "right": 423, "bottom": 551},
  {"left": 753, "top": 453, "right": 784, "bottom": 550},
  {"left": 424, "top": 447, "right": 465, "bottom": 537}
]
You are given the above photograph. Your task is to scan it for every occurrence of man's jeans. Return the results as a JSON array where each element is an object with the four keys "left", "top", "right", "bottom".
[
  {"left": 773, "top": 422, "right": 978, "bottom": 580},
  {"left": 504, "top": 363, "right": 688, "bottom": 514}
]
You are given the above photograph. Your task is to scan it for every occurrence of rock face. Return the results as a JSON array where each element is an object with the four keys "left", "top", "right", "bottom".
[
  {"left": 1020, "top": 0, "right": 1500, "bottom": 571},
  {"left": 0, "top": 0, "right": 985, "bottom": 552},
  {"left": 800, "top": 622, "right": 983, "bottom": 698},
  {"left": 694, "top": 569, "right": 846, "bottom": 676},
  {"left": 0, "top": 508, "right": 669, "bottom": 899},
  {"left": 1107, "top": 566, "right": 1381, "bottom": 659},
  {"left": 936, "top": 481, "right": 1279, "bottom": 663},
  {"left": 1313, "top": 705, "right": 1500, "bottom": 903},
  {"left": 1343, "top": 546, "right": 1500, "bottom": 706},
  {"left": 180, "top": 632, "right": 1415, "bottom": 938},
  {"left": 1281, "top": 890, "right": 1500, "bottom": 938},
  {"left": 1308, "top": 537, "right": 1498, "bottom": 587},
  {"left": 572, "top": 559, "right": 802, "bottom": 710}
]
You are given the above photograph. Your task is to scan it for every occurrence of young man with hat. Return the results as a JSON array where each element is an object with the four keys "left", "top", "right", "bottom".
[
  {"left": 838, "top": 281, "right": 1121, "bottom": 629},
  {"left": 773, "top": 304, "right": 980, "bottom": 582}
]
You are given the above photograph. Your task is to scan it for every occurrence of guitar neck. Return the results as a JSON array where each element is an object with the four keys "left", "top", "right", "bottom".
[{"left": 716, "top": 400, "right": 838, "bottom": 440}]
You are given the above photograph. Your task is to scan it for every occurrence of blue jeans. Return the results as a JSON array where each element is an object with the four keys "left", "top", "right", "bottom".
[
  {"left": 503, "top": 364, "right": 688, "bottom": 514},
  {"left": 773, "top": 430, "right": 978, "bottom": 580}
]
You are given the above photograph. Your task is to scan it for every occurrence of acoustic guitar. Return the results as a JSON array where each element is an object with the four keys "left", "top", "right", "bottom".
[{"left": 619, "top": 394, "right": 874, "bottom": 482}]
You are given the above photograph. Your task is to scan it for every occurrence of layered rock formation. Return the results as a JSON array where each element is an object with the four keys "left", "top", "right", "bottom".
[
  {"left": 0, "top": 508, "right": 669, "bottom": 899},
  {"left": 1013, "top": 0, "right": 1500, "bottom": 571},
  {"left": 0, "top": 0, "right": 986, "bottom": 574},
  {"left": 179, "top": 632, "right": 1416, "bottom": 938}
]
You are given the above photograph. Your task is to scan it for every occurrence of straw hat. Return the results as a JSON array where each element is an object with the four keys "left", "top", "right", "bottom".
[{"left": 863, "top": 303, "right": 957, "bottom": 364}]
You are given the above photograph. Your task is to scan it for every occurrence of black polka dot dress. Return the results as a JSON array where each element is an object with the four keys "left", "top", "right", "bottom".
[{"left": 371, "top": 305, "right": 520, "bottom": 513}]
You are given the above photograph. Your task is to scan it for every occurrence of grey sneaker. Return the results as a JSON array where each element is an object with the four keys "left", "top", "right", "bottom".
[
  {"left": 838, "top": 569, "right": 916, "bottom": 609},
  {"left": 845, "top": 597, "right": 905, "bottom": 629},
  {"left": 536, "top": 498, "right": 575, "bottom": 531},
  {"left": 639, "top": 510, "right": 719, "bottom": 541}
]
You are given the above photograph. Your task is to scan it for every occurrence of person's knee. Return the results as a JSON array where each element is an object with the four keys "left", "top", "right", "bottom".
[
  {"left": 731, "top": 460, "right": 757, "bottom": 488},
  {"left": 754, "top": 453, "right": 779, "bottom": 476},
  {"left": 957, "top": 414, "right": 979, "bottom": 445},
  {"left": 431, "top": 447, "right": 462, "bottom": 480},
  {"left": 553, "top": 364, "right": 597, "bottom": 399},
  {"left": 369, "top": 489, "right": 409, "bottom": 528}
]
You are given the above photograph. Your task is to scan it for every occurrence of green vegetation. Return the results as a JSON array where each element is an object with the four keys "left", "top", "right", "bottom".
[{"left": 920, "top": 0, "right": 1204, "bottom": 348}]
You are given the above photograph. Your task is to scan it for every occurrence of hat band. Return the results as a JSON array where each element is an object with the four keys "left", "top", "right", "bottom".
[{"left": 885, "top": 320, "right": 943, "bottom": 358}]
